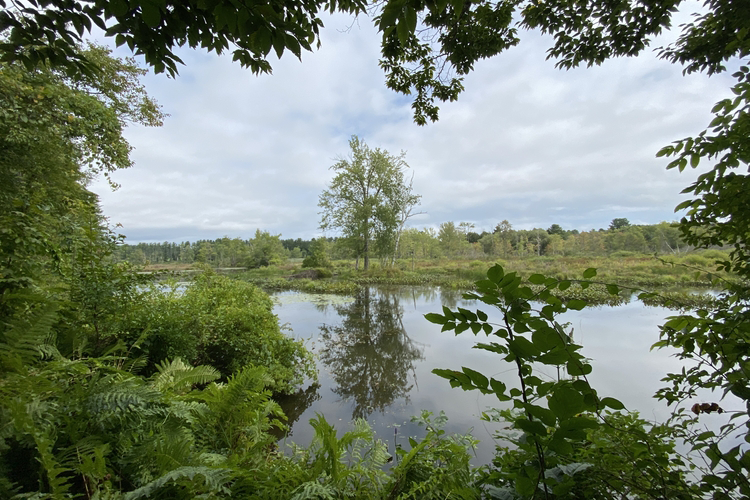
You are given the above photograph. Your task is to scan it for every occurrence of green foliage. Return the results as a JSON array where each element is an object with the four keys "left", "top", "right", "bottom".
[
  {"left": 244, "top": 229, "right": 288, "bottom": 268},
  {"left": 319, "top": 136, "right": 419, "bottom": 271},
  {"left": 484, "top": 410, "right": 697, "bottom": 499},
  {"left": 134, "top": 271, "right": 316, "bottom": 392},
  {"left": 302, "top": 238, "right": 332, "bottom": 269},
  {"left": 387, "top": 411, "right": 480, "bottom": 499},
  {"left": 378, "top": 0, "right": 749, "bottom": 123},
  {"left": 0, "top": 0, "right": 367, "bottom": 77},
  {"left": 428, "top": 264, "right": 697, "bottom": 498},
  {"left": 608, "top": 218, "right": 631, "bottom": 230},
  {"left": 1, "top": 340, "right": 284, "bottom": 498}
]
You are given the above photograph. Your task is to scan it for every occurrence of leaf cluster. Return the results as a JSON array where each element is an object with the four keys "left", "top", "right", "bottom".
[{"left": 427, "top": 264, "right": 697, "bottom": 498}]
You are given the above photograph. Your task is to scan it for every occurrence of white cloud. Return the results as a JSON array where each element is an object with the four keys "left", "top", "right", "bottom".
[{"left": 91, "top": 10, "right": 738, "bottom": 242}]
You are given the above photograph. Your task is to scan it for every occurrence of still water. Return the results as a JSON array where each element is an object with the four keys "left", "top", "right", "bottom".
[{"left": 271, "top": 286, "right": 706, "bottom": 465}]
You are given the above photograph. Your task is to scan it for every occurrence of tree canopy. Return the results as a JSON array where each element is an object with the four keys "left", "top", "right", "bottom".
[
  {"left": 2, "top": 1, "right": 747, "bottom": 123},
  {"left": 319, "top": 136, "right": 418, "bottom": 270}
]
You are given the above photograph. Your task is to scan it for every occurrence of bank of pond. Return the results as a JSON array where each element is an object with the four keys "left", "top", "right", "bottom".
[{"left": 3, "top": 268, "right": 741, "bottom": 498}]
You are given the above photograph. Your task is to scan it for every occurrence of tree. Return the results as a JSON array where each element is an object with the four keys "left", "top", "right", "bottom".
[
  {"left": 0, "top": 0, "right": 366, "bottom": 77},
  {"left": 0, "top": 43, "right": 163, "bottom": 315},
  {"left": 437, "top": 221, "right": 464, "bottom": 257},
  {"left": 609, "top": 218, "right": 631, "bottom": 231},
  {"left": 388, "top": 172, "right": 422, "bottom": 266},
  {"left": 319, "top": 136, "right": 417, "bottom": 270},
  {"left": 302, "top": 238, "right": 331, "bottom": 268},
  {"left": 547, "top": 224, "right": 564, "bottom": 236},
  {"left": 317, "top": 289, "right": 423, "bottom": 419},
  {"left": 245, "top": 229, "right": 287, "bottom": 268}
]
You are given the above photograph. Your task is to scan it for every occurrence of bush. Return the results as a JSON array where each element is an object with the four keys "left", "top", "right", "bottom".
[
  {"left": 135, "top": 272, "right": 315, "bottom": 393},
  {"left": 302, "top": 239, "right": 332, "bottom": 269}
]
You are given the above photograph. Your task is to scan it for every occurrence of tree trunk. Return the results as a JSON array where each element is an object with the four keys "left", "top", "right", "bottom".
[
  {"left": 363, "top": 236, "right": 369, "bottom": 270},
  {"left": 363, "top": 218, "right": 370, "bottom": 270}
]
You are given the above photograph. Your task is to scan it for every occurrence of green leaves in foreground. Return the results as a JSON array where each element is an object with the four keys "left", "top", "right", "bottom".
[{"left": 426, "top": 264, "right": 690, "bottom": 498}]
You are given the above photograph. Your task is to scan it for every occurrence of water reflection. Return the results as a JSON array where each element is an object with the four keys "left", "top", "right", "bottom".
[
  {"left": 318, "top": 288, "right": 425, "bottom": 419},
  {"left": 273, "top": 383, "right": 322, "bottom": 438}
]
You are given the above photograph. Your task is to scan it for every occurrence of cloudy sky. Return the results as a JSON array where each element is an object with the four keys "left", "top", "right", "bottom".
[{"left": 90, "top": 4, "right": 738, "bottom": 243}]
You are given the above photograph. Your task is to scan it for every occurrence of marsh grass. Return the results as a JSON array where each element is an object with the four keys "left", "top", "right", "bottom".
[{"left": 235, "top": 252, "right": 727, "bottom": 308}]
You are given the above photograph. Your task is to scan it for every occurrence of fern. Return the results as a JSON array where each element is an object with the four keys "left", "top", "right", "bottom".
[
  {"left": 150, "top": 358, "right": 220, "bottom": 394},
  {"left": 304, "top": 415, "right": 390, "bottom": 497},
  {"left": 0, "top": 301, "right": 58, "bottom": 373},
  {"left": 123, "top": 466, "right": 231, "bottom": 499},
  {"left": 290, "top": 480, "right": 337, "bottom": 500}
]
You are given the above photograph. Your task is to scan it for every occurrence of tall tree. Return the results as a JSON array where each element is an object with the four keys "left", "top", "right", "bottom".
[
  {"left": 388, "top": 171, "right": 422, "bottom": 266},
  {"left": 0, "top": 43, "right": 163, "bottom": 307},
  {"left": 319, "top": 136, "right": 417, "bottom": 270},
  {"left": 609, "top": 218, "right": 631, "bottom": 231}
]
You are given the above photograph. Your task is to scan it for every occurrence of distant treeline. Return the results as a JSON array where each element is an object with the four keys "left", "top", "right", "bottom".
[{"left": 114, "top": 219, "right": 695, "bottom": 268}]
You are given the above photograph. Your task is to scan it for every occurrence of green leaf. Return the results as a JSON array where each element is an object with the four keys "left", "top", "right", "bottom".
[
  {"left": 606, "top": 284, "right": 619, "bottom": 295},
  {"left": 527, "top": 404, "right": 557, "bottom": 427},
  {"left": 462, "top": 367, "right": 488, "bottom": 389},
  {"left": 458, "top": 307, "right": 477, "bottom": 321},
  {"left": 378, "top": 3, "right": 400, "bottom": 30},
  {"left": 487, "top": 264, "right": 504, "bottom": 283},
  {"left": 515, "top": 417, "right": 547, "bottom": 436},
  {"left": 477, "top": 309, "right": 488, "bottom": 321},
  {"left": 514, "top": 475, "right": 535, "bottom": 497},
  {"left": 141, "top": 2, "right": 161, "bottom": 27},
  {"left": 600, "top": 397, "right": 625, "bottom": 410},
  {"left": 508, "top": 336, "right": 541, "bottom": 358},
  {"left": 396, "top": 18, "right": 410, "bottom": 46},
  {"left": 474, "top": 342, "right": 506, "bottom": 354},
  {"left": 490, "top": 378, "right": 509, "bottom": 400},
  {"left": 582, "top": 268, "right": 597, "bottom": 279},
  {"left": 566, "top": 361, "right": 592, "bottom": 376},
  {"left": 532, "top": 326, "right": 563, "bottom": 351},
  {"left": 110, "top": 0, "right": 130, "bottom": 17},
  {"left": 449, "top": 0, "right": 464, "bottom": 16},
  {"left": 548, "top": 387, "right": 585, "bottom": 420},
  {"left": 441, "top": 321, "right": 456, "bottom": 332},
  {"left": 558, "top": 280, "right": 571, "bottom": 291},
  {"left": 528, "top": 273, "right": 546, "bottom": 284},
  {"left": 404, "top": 6, "right": 417, "bottom": 33},
  {"left": 442, "top": 306, "right": 455, "bottom": 319},
  {"left": 424, "top": 313, "right": 446, "bottom": 325},
  {"left": 567, "top": 299, "right": 587, "bottom": 310},
  {"left": 548, "top": 435, "right": 573, "bottom": 454}
]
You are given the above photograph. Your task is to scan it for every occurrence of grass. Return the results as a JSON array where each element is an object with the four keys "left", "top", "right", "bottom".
[{"left": 151, "top": 251, "right": 730, "bottom": 309}]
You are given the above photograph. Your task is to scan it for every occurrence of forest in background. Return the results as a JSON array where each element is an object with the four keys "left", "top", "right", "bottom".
[{"left": 113, "top": 218, "right": 689, "bottom": 268}]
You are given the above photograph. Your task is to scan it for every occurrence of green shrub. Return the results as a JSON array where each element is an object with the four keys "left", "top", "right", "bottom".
[
  {"left": 136, "top": 272, "right": 315, "bottom": 393},
  {"left": 302, "top": 239, "right": 332, "bottom": 269}
]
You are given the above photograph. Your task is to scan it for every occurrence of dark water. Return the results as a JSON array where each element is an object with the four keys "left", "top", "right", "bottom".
[{"left": 271, "top": 286, "right": 723, "bottom": 465}]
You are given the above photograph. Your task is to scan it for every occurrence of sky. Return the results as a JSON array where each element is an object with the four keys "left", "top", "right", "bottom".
[{"left": 89, "top": 4, "right": 739, "bottom": 243}]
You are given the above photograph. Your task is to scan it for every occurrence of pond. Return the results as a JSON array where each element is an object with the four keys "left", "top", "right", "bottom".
[{"left": 271, "top": 285, "right": 725, "bottom": 465}]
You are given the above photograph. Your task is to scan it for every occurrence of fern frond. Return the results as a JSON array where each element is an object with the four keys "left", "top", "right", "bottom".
[
  {"left": 0, "top": 302, "right": 58, "bottom": 372},
  {"left": 290, "top": 480, "right": 337, "bottom": 500},
  {"left": 123, "top": 466, "right": 231, "bottom": 500},
  {"left": 122, "top": 354, "right": 148, "bottom": 374},
  {"left": 150, "top": 358, "right": 220, "bottom": 394},
  {"left": 85, "top": 373, "right": 164, "bottom": 428}
]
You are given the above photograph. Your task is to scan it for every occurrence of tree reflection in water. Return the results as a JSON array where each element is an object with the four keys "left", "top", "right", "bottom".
[
  {"left": 271, "top": 382, "right": 322, "bottom": 439},
  {"left": 318, "top": 287, "right": 425, "bottom": 419}
]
